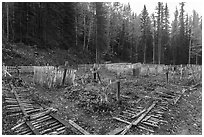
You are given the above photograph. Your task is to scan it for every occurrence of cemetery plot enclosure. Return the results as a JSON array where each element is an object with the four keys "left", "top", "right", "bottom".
[{"left": 2, "top": 63, "right": 202, "bottom": 135}]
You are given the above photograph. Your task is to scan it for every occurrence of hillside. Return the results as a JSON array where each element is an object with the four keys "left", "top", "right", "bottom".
[{"left": 2, "top": 42, "right": 94, "bottom": 66}]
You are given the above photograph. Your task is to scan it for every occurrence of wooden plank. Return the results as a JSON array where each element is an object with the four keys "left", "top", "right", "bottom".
[
  {"left": 154, "top": 113, "right": 163, "bottom": 117},
  {"left": 126, "top": 109, "right": 138, "bottom": 114},
  {"left": 142, "top": 115, "right": 152, "bottom": 122},
  {"left": 38, "top": 103, "right": 73, "bottom": 133},
  {"left": 174, "top": 88, "right": 187, "bottom": 104},
  {"left": 137, "top": 125, "right": 154, "bottom": 133},
  {"left": 149, "top": 117, "right": 160, "bottom": 122},
  {"left": 113, "top": 117, "right": 131, "bottom": 124},
  {"left": 153, "top": 109, "right": 164, "bottom": 114},
  {"left": 68, "top": 120, "right": 90, "bottom": 135},
  {"left": 13, "top": 90, "right": 28, "bottom": 117},
  {"left": 122, "top": 111, "right": 135, "bottom": 116},
  {"left": 120, "top": 123, "right": 133, "bottom": 135},
  {"left": 11, "top": 122, "right": 25, "bottom": 130},
  {"left": 159, "top": 94, "right": 174, "bottom": 99},
  {"left": 30, "top": 110, "right": 51, "bottom": 120},
  {"left": 131, "top": 109, "right": 146, "bottom": 119},
  {"left": 120, "top": 101, "right": 157, "bottom": 135},
  {"left": 49, "top": 113, "right": 70, "bottom": 127},
  {"left": 118, "top": 114, "right": 129, "bottom": 119},
  {"left": 4, "top": 69, "right": 12, "bottom": 77},
  {"left": 146, "top": 119, "right": 159, "bottom": 124},
  {"left": 26, "top": 121, "right": 41, "bottom": 135},
  {"left": 121, "top": 95, "right": 131, "bottom": 99},
  {"left": 142, "top": 121, "right": 159, "bottom": 128},
  {"left": 106, "top": 127, "right": 124, "bottom": 135},
  {"left": 155, "top": 90, "right": 175, "bottom": 98},
  {"left": 13, "top": 90, "right": 41, "bottom": 134}
]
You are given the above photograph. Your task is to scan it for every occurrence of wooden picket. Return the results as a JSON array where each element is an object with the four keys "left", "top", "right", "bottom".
[
  {"left": 3, "top": 64, "right": 201, "bottom": 88},
  {"left": 3, "top": 66, "right": 34, "bottom": 74},
  {"left": 33, "top": 66, "right": 76, "bottom": 88}
]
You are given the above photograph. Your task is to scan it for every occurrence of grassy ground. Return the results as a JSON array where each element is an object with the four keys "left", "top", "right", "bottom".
[
  {"left": 2, "top": 42, "right": 93, "bottom": 66},
  {"left": 2, "top": 68, "right": 202, "bottom": 135}
]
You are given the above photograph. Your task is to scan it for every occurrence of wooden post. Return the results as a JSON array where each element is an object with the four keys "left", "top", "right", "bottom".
[
  {"left": 61, "top": 61, "right": 69, "bottom": 86},
  {"left": 116, "top": 79, "right": 120, "bottom": 102},
  {"left": 93, "top": 72, "right": 97, "bottom": 81},
  {"left": 93, "top": 63, "right": 97, "bottom": 82},
  {"left": 132, "top": 64, "right": 136, "bottom": 76},
  {"left": 180, "top": 65, "right": 183, "bottom": 80},
  {"left": 16, "top": 65, "right": 20, "bottom": 77},
  {"left": 133, "top": 68, "right": 135, "bottom": 76},
  {"left": 166, "top": 66, "right": 169, "bottom": 84}
]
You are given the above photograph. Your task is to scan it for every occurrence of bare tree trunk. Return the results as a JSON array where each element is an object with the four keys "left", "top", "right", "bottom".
[
  {"left": 26, "top": 3, "right": 28, "bottom": 44},
  {"left": 188, "top": 38, "right": 191, "bottom": 64},
  {"left": 86, "top": 21, "right": 92, "bottom": 51},
  {"left": 144, "top": 40, "right": 146, "bottom": 64},
  {"left": 95, "top": 14, "right": 98, "bottom": 64},
  {"left": 131, "top": 22, "right": 134, "bottom": 63},
  {"left": 20, "top": 10, "right": 22, "bottom": 43},
  {"left": 131, "top": 35, "right": 133, "bottom": 63},
  {"left": 6, "top": 3, "right": 9, "bottom": 41},
  {"left": 12, "top": 3, "right": 15, "bottom": 42},
  {"left": 83, "top": 14, "right": 86, "bottom": 51},
  {"left": 75, "top": 16, "right": 78, "bottom": 47},
  {"left": 106, "top": 12, "right": 111, "bottom": 54},
  {"left": 158, "top": 37, "right": 161, "bottom": 64},
  {"left": 172, "top": 41, "right": 176, "bottom": 65},
  {"left": 153, "top": 31, "right": 155, "bottom": 64},
  {"left": 86, "top": 8, "right": 94, "bottom": 52},
  {"left": 135, "top": 38, "right": 138, "bottom": 62},
  {"left": 2, "top": 3, "right": 5, "bottom": 40}
]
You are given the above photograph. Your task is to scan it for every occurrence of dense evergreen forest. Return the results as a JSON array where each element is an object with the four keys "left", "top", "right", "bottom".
[{"left": 2, "top": 2, "right": 202, "bottom": 65}]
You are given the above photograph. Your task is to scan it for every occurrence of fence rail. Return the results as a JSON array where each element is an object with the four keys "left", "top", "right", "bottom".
[
  {"left": 33, "top": 66, "right": 76, "bottom": 88},
  {"left": 3, "top": 64, "right": 201, "bottom": 88},
  {"left": 2, "top": 65, "right": 76, "bottom": 88},
  {"left": 2, "top": 66, "right": 34, "bottom": 74}
]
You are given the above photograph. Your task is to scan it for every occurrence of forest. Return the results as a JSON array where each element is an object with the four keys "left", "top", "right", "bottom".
[{"left": 2, "top": 2, "right": 202, "bottom": 65}]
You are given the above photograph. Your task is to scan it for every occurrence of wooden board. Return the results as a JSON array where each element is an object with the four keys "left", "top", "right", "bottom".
[
  {"left": 113, "top": 117, "right": 131, "bottom": 124},
  {"left": 119, "top": 101, "right": 157, "bottom": 135},
  {"left": 106, "top": 127, "right": 125, "bottom": 135},
  {"left": 174, "top": 88, "right": 187, "bottom": 104},
  {"left": 68, "top": 120, "right": 90, "bottom": 135},
  {"left": 13, "top": 90, "right": 41, "bottom": 135}
]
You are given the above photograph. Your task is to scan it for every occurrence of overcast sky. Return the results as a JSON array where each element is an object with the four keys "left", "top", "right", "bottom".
[
  {"left": 1, "top": 0, "right": 203, "bottom": 22},
  {"left": 122, "top": 0, "right": 203, "bottom": 22}
]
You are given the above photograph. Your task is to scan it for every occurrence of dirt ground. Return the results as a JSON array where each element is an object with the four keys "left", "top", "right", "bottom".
[{"left": 2, "top": 68, "right": 202, "bottom": 135}]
